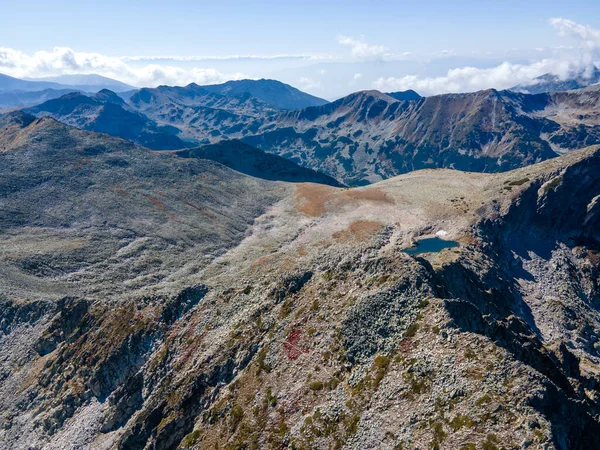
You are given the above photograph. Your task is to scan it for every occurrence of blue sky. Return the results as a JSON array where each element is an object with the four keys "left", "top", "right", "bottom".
[{"left": 1, "top": 0, "right": 600, "bottom": 97}]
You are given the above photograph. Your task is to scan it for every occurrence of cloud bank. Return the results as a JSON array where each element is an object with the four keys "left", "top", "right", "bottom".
[
  {"left": 0, "top": 46, "right": 248, "bottom": 87},
  {"left": 374, "top": 60, "right": 576, "bottom": 95},
  {"left": 373, "top": 18, "right": 600, "bottom": 95},
  {"left": 1, "top": 18, "right": 599, "bottom": 96}
]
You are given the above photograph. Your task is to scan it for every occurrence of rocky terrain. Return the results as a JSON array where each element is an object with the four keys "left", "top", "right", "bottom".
[
  {"left": 169, "top": 140, "right": 342, "bottom": 186},
  {"left": 127, "top": 83, "right": 279, "bottom": 144},
  {"left": 24, "top": 91, "right": 193, "bottom": 150},
  {"left": 199, "top": 79, "right": 329, "bottom": 110},
  {"left": 240, "top": 87, "right": 600, "bottom": 185},
  {"left": 0, "top": 110, "right": 599, "bottom": 449}
]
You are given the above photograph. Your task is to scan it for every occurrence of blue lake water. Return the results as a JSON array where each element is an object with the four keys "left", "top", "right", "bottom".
[{"left": 403, "top": 237, "right": 459, "bottom": 255}]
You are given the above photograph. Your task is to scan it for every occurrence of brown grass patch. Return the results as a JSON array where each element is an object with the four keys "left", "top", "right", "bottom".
[
  {"left": 178, "top": 196, "right": 217, "bottom": 219},
  {"left": 295, "top": 184, "right": 394, "bottom": 217},
  {"left": 147, "top": 195, "right": 168, "bottom": 212},
  {"left": 295, "top": 184, "right": 333, "bottom": 217},
  {"left": 344, "top": 189, "right": 394, "bottom": 204},
  {"left": 333, "top": 220, "right": 384, "bottom": 243},
  {"left": 250, "top": 253, "right": 278, "bottom": 269},
  {"left": 114, "top": 183, "right": 131, "bottom": 198}
]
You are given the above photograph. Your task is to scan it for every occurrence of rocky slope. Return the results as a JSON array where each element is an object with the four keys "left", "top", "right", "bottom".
[
  {"left": 1, "top": 112, "right": 599, "bottom": 449},
  {"left": 170, "top": 140, "right": 342, "bottom": 186},
  {"left": 240, "top": 88, "right": 600, "bottom": 185},
  {"left": 127, "top": 83, "right": 278, "bottom": 144},
  {"left": 24, "top": 91, "right": 192, "bottom": 150},
  {"left": 200, "top": 79, "right": 329, "bottom": 110}
]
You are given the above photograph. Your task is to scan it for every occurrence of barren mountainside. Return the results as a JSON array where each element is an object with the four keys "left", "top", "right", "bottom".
[
  {"left": 241, "top": 88, "right": 600, "bottom": 185},
  {"left": 0, "top": 112, "right": 599, "bottom": 449},
  {"left": 24, "top": 91, "right": 192, "bottom": 150}
]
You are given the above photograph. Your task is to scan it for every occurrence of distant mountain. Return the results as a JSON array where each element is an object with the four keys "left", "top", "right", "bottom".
[
  {"left": 0, "top": 72, "right": 135, "bottom": 103},
  {"left": 201, "top": 79, "right": 329, "bottom": 110},
  {"left": 511, "top": 66, "right": 600, "bottom": 94},
  {"left": 25, "top": 90, "right": 192, "bottom": 150},
  {"left": 127, "top": 83, "right": 279, "bottom": 143},
  {"left": 130, "top": 82, "right": 276, "bottom": 116},
  {"left": 386, "top": 89, "right": 422, "bottom": 101},
  {"left": 0, "top": 88, "right": 80, "bottom": 108},
  {"left": 24, "top": 74, "right": 135, "bottom": 92},
  {"left": 18, "top": 77, "right": 600, "bottom": 187},
  {"left": 92, "top": 88, "right": 127, "bottom": 105},
  {"left": 0, "top": 73, "right": 66, "bottom": 92},
  {"left": 238, "top": 88, "right": 600, "bottom": 185},
  {"left": 172, "top": 139, "right": 342, "bottom": 186}
]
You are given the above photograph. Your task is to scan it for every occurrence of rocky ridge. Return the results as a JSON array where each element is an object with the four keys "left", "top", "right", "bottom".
[{"left": 0, "top": 113, "right": 599, "bottom": 449}]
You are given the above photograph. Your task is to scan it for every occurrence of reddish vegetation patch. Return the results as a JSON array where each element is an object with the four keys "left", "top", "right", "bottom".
[
  {"left": 250, "top": 253, "right": 278, "bottom": 269},
  {"left": 295, "top": 184, "right": 394, "bottom": 217},
  {"left": 295, "top": 184, "right": 333, "bottom": 217},
  {"left": 397, "top": 339, "right": 412, "bottom": 353},
  {"left": 178, "top": 195, "right": 217, "bottom": 219},
  {"left": 284, "top": 329, "right": 310, "bottom": 360},
  {"left": 114, "top": 183, "right": 132, "bottom": 198},
  {"left": 147, "top": 195, "right": 168, "bottom": 212}
]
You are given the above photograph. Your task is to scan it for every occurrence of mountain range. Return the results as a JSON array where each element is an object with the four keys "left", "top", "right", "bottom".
[
  {"left": 511, "top": 66, "right": 600, "bottom": 95},
  {"left": 0, "top": 72, "right": 135, "bottom": 94},
  {"left": 22, "top": 79, "right": 600, "bottom": 186},
  {"left": 1, "top": 109, "right": 599, "bottom": 449},
  {"left": 25, "top": 90, "right": 191, "bottom": 150},
  {"left": 239, "top": 86, "right": 600, "bottom": 185},
  {"left": 5, "top": 70, "right": 600, "bottom": 185}
]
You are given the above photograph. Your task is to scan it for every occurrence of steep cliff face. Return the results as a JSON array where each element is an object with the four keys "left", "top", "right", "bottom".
[{"left": 1, "top": 114, "right": 599, "bottom": 449}]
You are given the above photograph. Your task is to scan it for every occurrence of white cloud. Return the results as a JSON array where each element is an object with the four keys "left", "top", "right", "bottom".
[
  {"left": 353, "top": 73, "right": 362, "bottom": 80},
  {"left": 0, "top": 46, "right": 249, "bottom": 87},
  {"left": 121, "top": 54, "right": 336, "bottom": 62},
  {"left": 550, "top": 18, "right": 600, "bottom": 52},
  {"left": 373, "top": 19, "right": 600, "bottom": 96},
  {"left": 338, "top": 35, "right": 388, "bottom": 60},
  {"left": 373, "top": 60, "right": 575, "bottom": 95},
  {"left": 439, "top": 49, "right": 456, "bottom": 57},
  {"left": 298, "top": 77, "right": 322, "bottom": 91}
]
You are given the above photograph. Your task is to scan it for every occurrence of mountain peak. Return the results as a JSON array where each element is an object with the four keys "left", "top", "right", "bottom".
[
  {"left": 511, "top": 65, "right": 600, "bottom": 94},
  {"left": 93, "top": 89, "right": 125, "bottom": 105},
  {"left": 200, "top": 78, "right": 329, "bottom": 110},
  {"left": 386, "top": 89, "right": 422, "bottom": 101}
]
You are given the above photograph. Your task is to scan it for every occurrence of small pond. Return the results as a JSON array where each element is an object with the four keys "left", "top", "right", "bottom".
[{"left": 403, "top": 237, "right": 459, "bottom": 255}]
